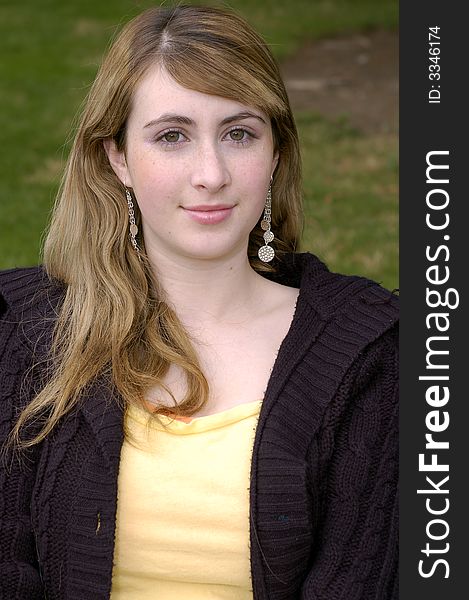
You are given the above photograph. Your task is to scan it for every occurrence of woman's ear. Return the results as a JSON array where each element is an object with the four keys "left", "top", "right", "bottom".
[{"left": 103, "top": 138, "right": 131, "bottom": 186}]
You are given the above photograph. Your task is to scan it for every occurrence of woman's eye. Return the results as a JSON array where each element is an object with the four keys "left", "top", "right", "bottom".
[
  {"left": 162, "top": 131, "right": 182, "bottom": 143},
  {"left": 228, "top": 129, "right": 248, "bottom": 142}
]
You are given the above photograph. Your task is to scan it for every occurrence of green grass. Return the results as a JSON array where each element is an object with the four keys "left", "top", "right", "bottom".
[
  {"left": 0, "top": 0, "right": 398, "bottom": 289},
  {"left": 298, "top": 113, "right": 398, "bottom": 290}
]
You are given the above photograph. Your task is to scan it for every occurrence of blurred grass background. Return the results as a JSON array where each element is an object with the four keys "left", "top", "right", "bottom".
[{"left": 0, "top": 0, "right": 398, "bottom": 289}]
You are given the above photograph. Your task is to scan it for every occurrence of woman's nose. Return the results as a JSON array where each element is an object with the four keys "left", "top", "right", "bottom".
[{"left": 189, "top": 142, "right": 231, "bottom": 192}]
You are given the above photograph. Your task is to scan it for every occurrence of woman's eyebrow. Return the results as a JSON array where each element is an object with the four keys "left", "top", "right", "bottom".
[{"left": 143, "top": 111, "right": 267, "bottom": 129}]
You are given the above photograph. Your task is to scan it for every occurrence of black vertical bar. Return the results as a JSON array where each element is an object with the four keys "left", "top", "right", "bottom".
[{"left": 400, "top": 1, "right": 468, "bottom": 597}]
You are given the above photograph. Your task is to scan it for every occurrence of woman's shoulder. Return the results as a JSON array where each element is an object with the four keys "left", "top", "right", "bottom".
[
  {"left": 272, "top": 254, "right": 398, "bottom": 423},
  {"left": 0, "top": 265, "right": 63, "bottom": 317},
  {"left": 0, "top": 265, "right": 49, "bottom": 313},
  {"left": 276, "top": 251, "right": 398, "bottom": 321},
  {"left": 0, "top": 266, "right": 64, "bottom": 357},
  {"left": 272, "top": 252, "right": 398, "bottom": 373}
]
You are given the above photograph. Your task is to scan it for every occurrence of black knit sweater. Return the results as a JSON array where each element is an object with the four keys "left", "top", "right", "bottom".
[{"left": 0, "top": 253, "right": 398, "bottom": 599}]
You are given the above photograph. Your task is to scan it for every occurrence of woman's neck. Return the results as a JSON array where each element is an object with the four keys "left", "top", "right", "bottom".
[{"left": 148, "top": 248, "right": 265, "bottom": 329}]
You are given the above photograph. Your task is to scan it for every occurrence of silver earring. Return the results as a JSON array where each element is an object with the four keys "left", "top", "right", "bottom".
[
  {"left": 125, "top": 187, "right": 141, "bottom": 253},
  {"left": 258, "top": 179, "right": 275, "bottom": 263}
]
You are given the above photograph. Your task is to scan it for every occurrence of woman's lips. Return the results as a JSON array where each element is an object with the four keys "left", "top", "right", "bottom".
[{"left": 182, "top": 205, "right": 234, "bottom": 224}]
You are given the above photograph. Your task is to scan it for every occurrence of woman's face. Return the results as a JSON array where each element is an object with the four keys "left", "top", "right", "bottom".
[{"left": 105, "top": 65, "right": 279, "bottom": 264}]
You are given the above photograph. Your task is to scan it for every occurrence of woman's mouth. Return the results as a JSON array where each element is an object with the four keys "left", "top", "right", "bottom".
[{"left": 182, "top": 204, "right": 234, "bottom": 224}]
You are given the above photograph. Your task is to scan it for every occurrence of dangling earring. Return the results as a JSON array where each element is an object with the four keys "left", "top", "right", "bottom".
[
  {"left": 258, "top": 179, "right": 275, "bottom": 263},
  {"left": 125, "top": 187, "right": 141, "bottom": 254}
]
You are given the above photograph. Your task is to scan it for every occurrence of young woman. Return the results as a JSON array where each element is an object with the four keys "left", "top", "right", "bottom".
[{"left": 0, "top": 5, "right": 398, "bottom": 599}]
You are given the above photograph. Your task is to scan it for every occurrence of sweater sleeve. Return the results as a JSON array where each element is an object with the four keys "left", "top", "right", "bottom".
[
  {"left": 301, "top": 325, "right": 398, "bottom": 600},
  {"left": 0, "top": 287, "right": 45, "bottom": 599}
]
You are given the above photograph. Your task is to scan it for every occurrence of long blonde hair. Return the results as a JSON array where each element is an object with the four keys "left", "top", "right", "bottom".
[{"left": 13, "top": 4, "right": 303, "bottom": 447}]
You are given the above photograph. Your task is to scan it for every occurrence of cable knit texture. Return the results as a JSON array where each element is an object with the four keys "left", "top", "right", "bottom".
[{"left": 0, "top": 253, "right": 398, "bottom": 600}]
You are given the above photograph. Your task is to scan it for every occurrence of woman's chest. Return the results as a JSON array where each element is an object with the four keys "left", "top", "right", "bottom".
[
  {"left": 31, "top": 373, "right": 318, "bottom": 599},
  {"left": 110, "top": 404, "right": 260, "bottom": 598}
]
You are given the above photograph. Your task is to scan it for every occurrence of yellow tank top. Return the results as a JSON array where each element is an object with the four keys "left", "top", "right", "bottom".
[{"left": 110, "top": 399, "right": 262, "bottom": 599}]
